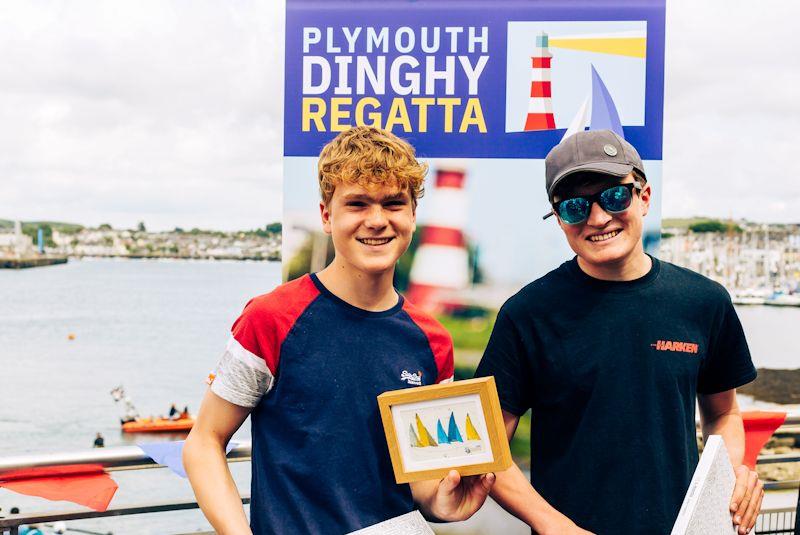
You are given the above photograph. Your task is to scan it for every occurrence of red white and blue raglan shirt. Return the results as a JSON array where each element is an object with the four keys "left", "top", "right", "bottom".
[{"left": 211, "top": 273, "right": 454, "bottom": 534}]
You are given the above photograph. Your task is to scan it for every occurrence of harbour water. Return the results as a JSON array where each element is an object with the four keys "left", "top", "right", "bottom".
[
  {"left": 0, "top": 259, "right": 797, "bottom": 533},
  {"left": 731, "top": 305, "right": 800, "bottom": 370},
  {"left": 0, "top": 258, "right": 278, "bottom": 533}
]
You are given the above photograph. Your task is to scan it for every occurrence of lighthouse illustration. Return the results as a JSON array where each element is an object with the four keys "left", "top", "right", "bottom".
[
  {"left": 524, "top": 31, "right": 556, "bottom": 131},
  {"left": 407, "top": 167, "right": 470, "bottom": 312}
]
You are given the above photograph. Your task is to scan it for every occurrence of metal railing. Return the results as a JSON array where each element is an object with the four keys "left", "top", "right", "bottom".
[
  {"left": 0, "top": 442, "right": 252, "bottom": 535},
  {"left": 1, "top": 416, "right": 799, "bottom": 534},
  {"left": 0, "top": 441, "right": 252, "bottom": 474},
  {"left": 757, "top": 507, "right": 798, "bottom": 535}
]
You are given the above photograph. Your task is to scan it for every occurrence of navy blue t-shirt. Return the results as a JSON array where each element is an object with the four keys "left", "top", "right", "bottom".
[
  {"left": 211, "top": 274, "right": 454, "bottom": 534},
  {"left": 475, "top": 256, "right": 756, "bottom": 534}
]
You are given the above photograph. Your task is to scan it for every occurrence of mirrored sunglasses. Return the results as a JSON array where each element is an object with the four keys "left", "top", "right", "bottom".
[{"left": 543, "top": 182, "right": 642, "bottom": 225}]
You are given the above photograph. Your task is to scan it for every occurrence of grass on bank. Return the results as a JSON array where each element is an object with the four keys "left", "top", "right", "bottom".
[
  {"left": 436, "top": 312, "right": 496, "bottom": 352},
  {"left": 454, "top": 361, "right": 531, "bottom": 466}
]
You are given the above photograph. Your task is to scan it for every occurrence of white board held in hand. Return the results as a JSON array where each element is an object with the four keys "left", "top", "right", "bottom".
[
  {"left": 346, "top": 511, "right": 434, "bottom": 535},
  {"left": 671, "top": 435, "right": 739, "bottom": 535}
]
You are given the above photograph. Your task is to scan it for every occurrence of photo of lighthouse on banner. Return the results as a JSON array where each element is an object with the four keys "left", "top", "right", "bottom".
[{"left": 284, "top": 0, "right": 665, "bottom": 315}]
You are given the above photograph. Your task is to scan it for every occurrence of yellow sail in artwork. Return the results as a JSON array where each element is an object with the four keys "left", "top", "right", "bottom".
[
  {"left": 465, "top": 414, "right": 481, "bottom": 441},
  {"left": 415, "top": 414, "right": 438, "bottom": 447}
]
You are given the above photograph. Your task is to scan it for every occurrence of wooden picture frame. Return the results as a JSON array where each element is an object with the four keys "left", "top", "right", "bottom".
[{"left": 377, "top": 376, "right": 512, "bottom": 484}]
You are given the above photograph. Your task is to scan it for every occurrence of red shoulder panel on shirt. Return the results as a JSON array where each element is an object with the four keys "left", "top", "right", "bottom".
[
  {"left": 231, "top": 275, "right": 320, "bottom": 375},
  {"left": 402, "top": 300, "right": 455, "bottom": 383}
]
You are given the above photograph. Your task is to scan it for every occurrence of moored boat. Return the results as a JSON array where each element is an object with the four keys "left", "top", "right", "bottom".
[
  {"left": 121, "top": 416, "right": 194, "bottom": 433},
  {"left": 765, "top": 293, "right": 800, "bottom": 307},
  {"left": 111, "top": 385, "right": 193, "bottom": 433}
]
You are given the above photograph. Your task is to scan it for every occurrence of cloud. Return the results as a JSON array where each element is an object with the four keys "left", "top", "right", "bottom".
[
  {"left": 0, "top": 1, "right": 285, "bottom": 230},
  {"left": 662, "top": 0, "right": 800, "bottom": 222},
  {"left": 1, "top": 1, "right": 798, "bottom": 228}
]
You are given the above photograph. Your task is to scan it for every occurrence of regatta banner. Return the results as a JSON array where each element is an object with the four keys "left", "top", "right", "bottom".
[{"left": 284, "top": 0, "right": 666, "bottom": 307}]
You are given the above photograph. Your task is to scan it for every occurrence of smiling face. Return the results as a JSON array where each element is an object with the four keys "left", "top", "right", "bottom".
[
  {"left": 321, "top": 183, "right": 416, "bottom": 276},
  {"left": 554, "top": 172, "right": 651, "bottom": 272}
]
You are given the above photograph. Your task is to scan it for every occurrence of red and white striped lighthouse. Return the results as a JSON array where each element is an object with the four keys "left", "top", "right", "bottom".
[
  {"left": 407, "top": 167, "right": 470, "bottom": 312},
  {"left": 524, "top": 31, "right": 555, "bottom": 131}
]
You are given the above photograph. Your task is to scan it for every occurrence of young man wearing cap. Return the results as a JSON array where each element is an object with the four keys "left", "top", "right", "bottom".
[
  {"left": 184, "top": 126, "right": 495, "bottom": 534},
  {"left": 475, "top": 129, "right": 762, "bottom": 534}
]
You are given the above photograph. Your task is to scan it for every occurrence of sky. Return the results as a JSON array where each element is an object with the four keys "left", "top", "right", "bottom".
[{"left": 0, "top": 1, "right": 799, "bottom": 230}]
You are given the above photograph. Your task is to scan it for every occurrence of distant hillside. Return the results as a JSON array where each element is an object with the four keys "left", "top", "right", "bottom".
[
  {"left": 661, "top": 217, "right": 718, "bottom": 229},
  {"left": 0, "top": 219, "right": 84, "bottom": 233},
  {"left": 0, "top": 219, "right": 282, "bottom": 234},
  {"left": 661, "top": 217, "right": 744, "bottom": 233}
]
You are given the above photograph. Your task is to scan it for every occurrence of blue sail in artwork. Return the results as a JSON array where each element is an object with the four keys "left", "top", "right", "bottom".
[
  {"left": 437, "top": 419, "right": 450, "bottom": 444},
  {"left": 589, "top": 65, "right": 624, "bottom": 139},
  {"left": 447, "top": 412, "right": 463, "bottom": 442}
]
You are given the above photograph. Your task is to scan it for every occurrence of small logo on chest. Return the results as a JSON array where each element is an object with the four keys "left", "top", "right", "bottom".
[
  {"left": 400, "top": 370, "right": 423, "bottom": 386},
  {"left": 650, "top": 340, "right": 699, "bottom": 354}
]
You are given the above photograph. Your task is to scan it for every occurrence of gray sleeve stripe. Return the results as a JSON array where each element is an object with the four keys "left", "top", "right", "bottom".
[
  {"left": 211, "top": 379, "right": 261, "bottom": 409},
  {"left": 226, "top": 335, "right": 269, "bottom": 373},
  {"left": 210, "top": 336, "right": 275, "bottom": 408}
]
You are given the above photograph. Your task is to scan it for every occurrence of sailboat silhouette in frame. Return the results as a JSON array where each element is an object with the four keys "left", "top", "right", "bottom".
[{"left": 408, "top": 410, "right": 484, "bottom": 461}]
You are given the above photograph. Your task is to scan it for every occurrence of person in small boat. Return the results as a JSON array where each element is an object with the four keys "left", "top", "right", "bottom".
[
  {"left": 168, "top": 403, "right": 179, "bottom": 420},
  {"left": 179, "top": 405, "right": 190, "bottom": 419},
  {"left": 93, "top": 432, "right": 104, "bottom": 448},
  {"left": 184, "top": 126, "right": 496, "bottom": 534}
]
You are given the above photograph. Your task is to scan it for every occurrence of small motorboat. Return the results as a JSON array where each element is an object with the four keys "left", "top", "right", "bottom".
[
  {"left": 111, "top": 385, "right": 194, "bottom": 433},
  {"left": 121, "top": 416, "right": 194, "bottom": 433}
]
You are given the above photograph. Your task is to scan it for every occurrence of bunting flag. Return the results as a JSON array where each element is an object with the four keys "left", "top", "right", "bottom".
[
  {"left": 0, "top": 464, "right": 117, "bottom": 512},
  {"left": 138, "top": 440, "right": 237, "bottom": 478},
  {"left": 741, "top": 411, "right": 787, "bottom": 470}
]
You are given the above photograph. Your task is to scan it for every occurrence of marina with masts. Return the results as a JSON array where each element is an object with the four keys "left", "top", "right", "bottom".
[{"left": 660, "top": 219, "right": 800, "bottom": 306}]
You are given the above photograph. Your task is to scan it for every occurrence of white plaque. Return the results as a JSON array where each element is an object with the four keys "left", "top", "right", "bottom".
[
  {"left": 671, "top": 435, "right": 739, "bottom": 535},
  {"left": 347, "top": 511, "right": 434, "bottom": 535}
]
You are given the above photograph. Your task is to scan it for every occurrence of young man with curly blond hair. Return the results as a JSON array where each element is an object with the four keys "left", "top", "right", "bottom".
[{"left": 184, "top": 126, "right": 495, "bottom": 534}]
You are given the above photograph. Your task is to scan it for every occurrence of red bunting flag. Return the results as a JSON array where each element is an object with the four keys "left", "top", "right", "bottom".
[
  {"left": 0, "top": 464, "right": 118, "bottom": 511},
  {"left": 741, "top": 411, "right": 787, "bottom": 470}
]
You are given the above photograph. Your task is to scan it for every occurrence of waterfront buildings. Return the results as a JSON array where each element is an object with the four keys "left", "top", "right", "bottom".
[
  {"left": 0, "top": 223, "right": 281, "bottom": 262},
  {"left": 0, "top": 221, "right": 35, "bottom": 258},
  {"left": 660, "top": 220, "right": 800, "bottom": 300}
]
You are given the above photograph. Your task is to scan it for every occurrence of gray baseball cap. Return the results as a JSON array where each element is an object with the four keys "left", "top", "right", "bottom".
[{"left": 545, "top": 129, "right": 645, "bottom": 201}]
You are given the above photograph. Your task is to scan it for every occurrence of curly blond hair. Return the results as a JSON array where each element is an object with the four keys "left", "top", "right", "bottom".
[{"left": 318, "top": 126, "right": 427, "bottom": 207}]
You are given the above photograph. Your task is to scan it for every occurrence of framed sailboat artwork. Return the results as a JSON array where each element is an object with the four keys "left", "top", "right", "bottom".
[{"left": 377, "top": 377, "right": 512, "bottom": 484}]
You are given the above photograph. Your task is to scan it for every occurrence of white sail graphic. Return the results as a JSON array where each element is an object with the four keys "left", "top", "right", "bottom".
[{"left": 562, "top": 94, "right": 591, "bottom": 142}]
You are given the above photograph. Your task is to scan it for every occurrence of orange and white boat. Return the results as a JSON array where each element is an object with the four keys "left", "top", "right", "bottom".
[
  {"left": 111, "top": 385, "right": 194, "bottom": 433},
  {"left": 121, "top": 416, "right": 194, "bottom": 433}
]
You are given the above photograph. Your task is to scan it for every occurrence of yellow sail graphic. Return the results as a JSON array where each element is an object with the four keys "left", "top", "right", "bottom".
[
  {"left": 465, "top": 414, "right": 481, "bottom": 441},
  {"left": 549, "top": 37, "right": 646, "bottom": 58},
  {"left": 415, "top": 414, "right": 438, "bottom": 447}
]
